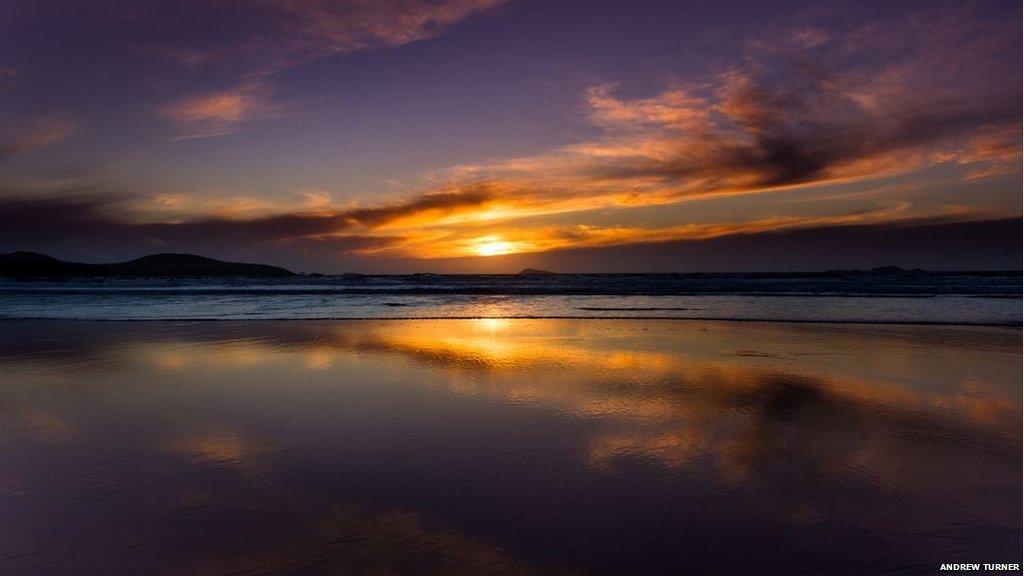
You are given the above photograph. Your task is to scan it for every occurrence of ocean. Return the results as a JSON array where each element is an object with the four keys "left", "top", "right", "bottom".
[{"left": 1, "top": 271, "right": 1020, "bottom": 323}]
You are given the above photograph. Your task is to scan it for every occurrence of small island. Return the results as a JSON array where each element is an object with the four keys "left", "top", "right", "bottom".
[{"left": 517, "top": 268, "right": 556, "bottom": 275}]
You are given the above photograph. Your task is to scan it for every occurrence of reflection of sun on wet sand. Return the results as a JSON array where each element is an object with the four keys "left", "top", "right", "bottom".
[{"left": 102, "top": 319, "right": 1019, "bottom": 434}]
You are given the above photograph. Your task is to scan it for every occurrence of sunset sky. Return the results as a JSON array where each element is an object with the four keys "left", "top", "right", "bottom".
[{"left": 1, "top": 0, "right": 1021, "bottom": 272}]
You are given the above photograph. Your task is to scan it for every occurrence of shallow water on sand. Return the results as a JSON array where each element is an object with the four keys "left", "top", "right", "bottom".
[{"left": 1, "top": 320, "right": 1021, "bottom": 574}]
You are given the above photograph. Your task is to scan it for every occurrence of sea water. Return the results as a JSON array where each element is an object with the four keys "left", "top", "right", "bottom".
[{"left": 1, "top": 272, "right": 1020, "bottom": 323}]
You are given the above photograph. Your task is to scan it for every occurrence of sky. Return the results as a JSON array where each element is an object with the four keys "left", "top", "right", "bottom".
[{"left": 1, "top": 0, "right": 1021, "bottom": 272}]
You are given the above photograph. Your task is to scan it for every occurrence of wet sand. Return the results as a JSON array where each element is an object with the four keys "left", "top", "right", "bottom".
[{"left": 1, "top": 319, "right": 1020, "bottom": 574}]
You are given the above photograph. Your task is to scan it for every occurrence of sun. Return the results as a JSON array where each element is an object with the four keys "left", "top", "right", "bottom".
[{"left": 474, "top": 239, "right": 517, "bottom": 256}]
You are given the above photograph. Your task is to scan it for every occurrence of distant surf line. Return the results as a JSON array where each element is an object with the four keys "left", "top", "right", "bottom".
[{"left": 577, "top": 307, "right": 702, "bottom": 311}]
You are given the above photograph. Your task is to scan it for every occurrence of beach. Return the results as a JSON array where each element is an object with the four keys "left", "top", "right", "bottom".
[
  {"left": 2, "top": 318, "right": 1020, "bottom": 574},
  {"left": 4, "top": 0, "right": 1022, "bottom": 573}
]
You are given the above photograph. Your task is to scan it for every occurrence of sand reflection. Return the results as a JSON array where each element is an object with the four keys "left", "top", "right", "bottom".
[{"left": 1, "top": 319, "right": 1020, "bottom": 573}]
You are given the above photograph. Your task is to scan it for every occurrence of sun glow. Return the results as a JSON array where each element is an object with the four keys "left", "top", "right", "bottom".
[{"left": 474, "top": 238, "right": 517, "bottom": 256}]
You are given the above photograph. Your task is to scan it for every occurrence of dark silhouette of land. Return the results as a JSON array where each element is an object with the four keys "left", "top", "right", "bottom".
[
  {"left": 0, "top": 252, "right": 295, "bottom": 278},
  {"left": 3, "top": 251, "right": 1017, "bottom": 281}
]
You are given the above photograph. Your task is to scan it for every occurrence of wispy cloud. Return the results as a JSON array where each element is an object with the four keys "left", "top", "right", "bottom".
[
  {"left": 159, "top": 82, "right": 278, "bottom": 140},
  {"left": 269, "top": 0, "right": 511, "bottom": 60},
  {"left": 0, "top": 114, "right": 77, "bottom": 159},
  {"left": 147, "top": 0, "right": 510, "bottom": 136},
  {"left": 146, "top": 0, "right": 510, "bottom": 74}
]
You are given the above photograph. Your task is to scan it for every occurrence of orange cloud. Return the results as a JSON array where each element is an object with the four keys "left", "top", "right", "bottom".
[{"left": 366, "top": 202, "right": 985, "bottom": 259}]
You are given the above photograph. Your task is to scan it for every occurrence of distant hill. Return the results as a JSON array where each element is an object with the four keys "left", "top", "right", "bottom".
[
  {"left": 517, "top": 268, "right": 556, "bottom": 275},
  {"left": 0, "top": 252, "right": 295, "bottom": 278}
]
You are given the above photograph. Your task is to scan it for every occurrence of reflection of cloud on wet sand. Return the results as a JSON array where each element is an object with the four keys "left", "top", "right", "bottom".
[
  {"left": 118, "top": 320, "right": 1019, "bottom": 511},
  {"left": 292, "top": 322, "right": 1020, "bottom": 434},
  {"left": 165, "top": 430, "right": 574, "bottom": 574},
  {"left": 156, "top": 415, "right": 567, "bottom": 573},
  {"left": 7, "top": 408, "right": 77, "bottom": 444},
  {"left": 156, "top": 420, "right": 570, "bottom": 573},
  {"left": 165, "top": 427, "right": 258, "bottom": 468},
  {"left": 193, "top": 502, "right": 574, "bottom": 576},
  {"left": 140, "top": 341, "right": 267, "bottom": 370}
]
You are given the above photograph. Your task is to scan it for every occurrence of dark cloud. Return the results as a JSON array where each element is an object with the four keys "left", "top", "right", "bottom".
[
  {"left": 0, "top": 183, "right": 500, "bottom": 242},
  {"left": 3, "top": 193, "right": 323, "bottom": 241},
  {"left": 0, "top": 192, "right": 343, "bottom": 255},
  {"left": 342, "top": 186, "right": 496, "bottom": 226}
]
